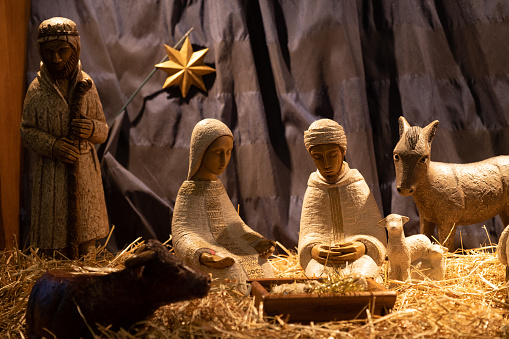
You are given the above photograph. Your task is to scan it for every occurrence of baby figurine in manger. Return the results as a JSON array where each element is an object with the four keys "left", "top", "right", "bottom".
[
  {"left": 298, "top": 119, "right": 387, "bottom": 280},
  {"left": 172, "top": 119, "right": 276, "bottom": 288}
]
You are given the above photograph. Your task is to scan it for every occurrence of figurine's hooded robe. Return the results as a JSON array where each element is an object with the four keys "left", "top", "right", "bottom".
[
  {"left": 21, "top": 17, "right": 109, "bottom": 250},
  {"left": 172, "top": 119, "right": 274, "bottom": 285},
  {"left": 298, "top": 119, "right": 387, "bottom": 278}
]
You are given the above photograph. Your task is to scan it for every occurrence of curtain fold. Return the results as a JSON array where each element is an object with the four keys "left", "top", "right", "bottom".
[{"left": 23, "top": 0, "right": 509, "bottom": 251}]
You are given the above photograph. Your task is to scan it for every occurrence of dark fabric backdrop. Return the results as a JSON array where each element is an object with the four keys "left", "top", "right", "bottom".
[{"left": 22, "top": 0, "right": 509, "bottom": 252}]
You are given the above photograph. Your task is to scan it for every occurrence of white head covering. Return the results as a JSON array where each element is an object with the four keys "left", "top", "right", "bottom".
[
  {"left": 187, "top": 119, "right": 234, "bottom": 180},
  {"left": 304, "top": 119, "right": 347, "bottom": 153}
]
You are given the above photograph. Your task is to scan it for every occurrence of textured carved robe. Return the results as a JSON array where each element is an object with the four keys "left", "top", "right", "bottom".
[
  {"left": 172, "top": 179, "right": 274, "bottom": 284},
  {"left": 21, "top": 62, "right": 109, "bottom": 250},
  {"left": 298, "top": 162, "right": 387, "bottom": 278}
]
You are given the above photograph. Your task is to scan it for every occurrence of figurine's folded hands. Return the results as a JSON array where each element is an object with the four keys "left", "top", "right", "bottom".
[
  {"left": 254, "top": 239, "right": 276, "bottom": 259},
  {"left": 71, "top": 118, "right": 94, "bottom": 140},
  {"left": 199, "top": 252, "right": 235, "bottom": 268},
  {"left": 311, "top": 241, "right": 366, "bottom": 265},
  {"left": 52, "top": 137, "right": 79, "bottom": 163}
]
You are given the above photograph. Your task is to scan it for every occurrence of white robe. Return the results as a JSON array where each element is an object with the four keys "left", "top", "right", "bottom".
[
  {"left": 298, "top": 163, "right": 387, "bottom": 278},
  {"left": 172, "top": 179, "right": 274, "bottom": 284}
]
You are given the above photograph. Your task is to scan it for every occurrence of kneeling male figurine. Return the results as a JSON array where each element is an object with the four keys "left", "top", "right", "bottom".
[{"left": 298, "top": 119, "right": 387, "bottom": 280}]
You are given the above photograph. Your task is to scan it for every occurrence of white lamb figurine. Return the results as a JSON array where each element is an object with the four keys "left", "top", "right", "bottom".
[{"left": 379, "top": 214, "right": 445, "bottom": 284}]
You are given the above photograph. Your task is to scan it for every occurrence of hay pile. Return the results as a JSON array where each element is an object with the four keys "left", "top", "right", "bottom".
[{"left": 2, "top": 239, "right": 509, "bottom": 338}]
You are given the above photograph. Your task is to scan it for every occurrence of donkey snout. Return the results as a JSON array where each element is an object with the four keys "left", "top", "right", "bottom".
[{"left": 397, "top": 186, "right": 414, "bottom": 196}]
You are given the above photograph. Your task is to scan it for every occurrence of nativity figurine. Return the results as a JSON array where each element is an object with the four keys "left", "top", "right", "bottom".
[
  {"left": 21, "top": 17, "right": 109, "bottom": 258},
  {"left": 298, "top": 119, "right": 387, "bottom": 280},
  {"left": 497, "top": 225, "right": 509, "bottom": 283},
  {"left": 171, "top": 119, "right": 275, "bottom": 289},
  {"left": 394, "top": 116, "right": 509, "bottom": 252},
  {"left": 379, "top": 214, "right": 444, "bottom": 285},
  {"left": 26, "top": 240, "right": 210, "bottom": 338}
]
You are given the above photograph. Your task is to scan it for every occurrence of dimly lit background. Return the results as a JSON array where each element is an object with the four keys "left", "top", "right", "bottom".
[{"left": 3, "top": 0, "right": 509, "bottom": 252}]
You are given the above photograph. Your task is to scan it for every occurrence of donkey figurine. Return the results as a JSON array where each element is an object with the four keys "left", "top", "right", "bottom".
[{"left": 393, "top": 116, "right": 509, "bottom": 251}]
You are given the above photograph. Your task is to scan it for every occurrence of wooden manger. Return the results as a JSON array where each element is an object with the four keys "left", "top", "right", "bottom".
[{"left": 250, "top": 277, "right": 397, "bottom": 323}]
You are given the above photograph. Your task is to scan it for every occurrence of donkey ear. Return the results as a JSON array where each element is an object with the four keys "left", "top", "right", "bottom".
[
  {"left": 398, "top": 116, "right": 411, "bottom": 137},
  {"left": 423, "top": 120, "right": 439, "bottom": 144}
]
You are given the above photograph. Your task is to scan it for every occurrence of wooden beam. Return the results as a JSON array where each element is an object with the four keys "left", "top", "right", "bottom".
[{"left": 0, "top": 0, "right": 30, "bottom": 249}]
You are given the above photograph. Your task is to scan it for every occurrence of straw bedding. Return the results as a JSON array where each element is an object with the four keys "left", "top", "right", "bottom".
[{"left": 2, "top": 237, "right": 509, "bottom": 338}]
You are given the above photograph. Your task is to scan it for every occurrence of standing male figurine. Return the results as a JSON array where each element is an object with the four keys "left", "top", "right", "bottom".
[
  {"left": 298, "top": 119, "right": 387, "bottom": 279},
  {"left": 21, "top": 17, "right": 109, "bottom": 258}
]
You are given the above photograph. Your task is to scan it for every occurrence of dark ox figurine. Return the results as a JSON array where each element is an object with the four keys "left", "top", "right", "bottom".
[
  {"left": 393, "top": 116, "right": 509, "bottom": 252},
  {"left": 26, "top": 239, "right": 211, "bottom": 339}
]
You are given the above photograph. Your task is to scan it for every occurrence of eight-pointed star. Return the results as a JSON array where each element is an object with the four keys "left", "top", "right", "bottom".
[{"left": 156, "top": 37, "right": 215, "bottom": 98}]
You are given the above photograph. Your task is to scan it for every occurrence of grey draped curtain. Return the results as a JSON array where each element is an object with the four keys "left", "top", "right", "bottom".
[{"left": 23, "top": 0, "right": 509, "bottom": 252}]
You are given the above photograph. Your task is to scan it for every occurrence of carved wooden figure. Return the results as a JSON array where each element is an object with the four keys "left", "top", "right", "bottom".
[
  {"left": 393, "top": 116, "right": 509, "bottom": 252},
  {"left": 496, "top": 226, "right": 509, "bottom": 281},
  {"left": 298, "top": 119, "right": 387, "bottom": 280},
  {"left": 379, "top": 214, "right": 444, "bottom": 285},
  {"left": 26, "top": 240, "right": 210, "bottom": 339},
  {"left": 21, "top": 17, "right": 109, "bottom": 258},
  {"left": 171, "top": 119, "right": 275, "bottom": 289}
]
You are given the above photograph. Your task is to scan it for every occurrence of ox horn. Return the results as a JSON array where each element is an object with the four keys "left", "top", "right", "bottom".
[
  {"left": 125, "top": 249, "right": 157, "bottom": 267},
  {"left": 134, "top": 244, "right": 146, "bottom": 254}
]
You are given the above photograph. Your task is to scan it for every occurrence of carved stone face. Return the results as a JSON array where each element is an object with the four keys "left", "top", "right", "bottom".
[
  {"left": 40, "top": 40, "right": 77, "bottom": 78},
  {"left": 309, "top": 143, "right": 344, "bottom": 183},
  {"left": 192, "top": 135, "right": 233, "bottom": 181}
]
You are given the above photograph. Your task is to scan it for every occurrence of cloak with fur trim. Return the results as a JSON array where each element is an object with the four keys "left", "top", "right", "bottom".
[{"left": 21, "top": 62, "right": 109, "bottom": 250}]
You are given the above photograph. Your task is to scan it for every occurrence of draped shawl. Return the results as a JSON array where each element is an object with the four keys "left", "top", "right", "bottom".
[
  {"left": 172, "top": 119, "right": 274, "bottom": 285},
  {"left": 298, "top": 162, "right": 387, "bottom": 278}
]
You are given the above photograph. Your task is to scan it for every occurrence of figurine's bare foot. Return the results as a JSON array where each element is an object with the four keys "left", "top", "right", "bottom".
[{"left": 200, "top": 253, "right": 235, "bottom": 268}]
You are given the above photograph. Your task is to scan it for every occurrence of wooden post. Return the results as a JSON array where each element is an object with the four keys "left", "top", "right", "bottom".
[{"left": 0, "top": 0, "right": 30, "bottom": 249}]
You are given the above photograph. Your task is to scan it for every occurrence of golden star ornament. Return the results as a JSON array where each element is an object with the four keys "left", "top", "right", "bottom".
[{"left": 156, "top": 37, "right": 215, "bottom": 98}]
